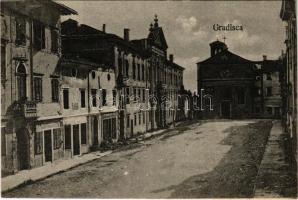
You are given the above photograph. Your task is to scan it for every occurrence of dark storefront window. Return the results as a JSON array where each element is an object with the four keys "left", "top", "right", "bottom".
[
  {"left": 81, "top": 123, "right": 87, "bottom": 145},
  {"left": 64, "top": 125, "right": 71, "bottom": 149},
  {"left": 53, "top": 128, "right": 62, "bottom": 150}
]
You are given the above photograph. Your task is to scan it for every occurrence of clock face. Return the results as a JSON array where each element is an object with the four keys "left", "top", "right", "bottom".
[{"left": 220, "top": 69, "right": 231, "bottom": 78}]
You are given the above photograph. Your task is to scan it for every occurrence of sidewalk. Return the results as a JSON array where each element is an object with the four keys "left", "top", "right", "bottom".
[
  {"left": 1, "top": 151, "right": 112, "bottom": 193},
  {"left": 1, "top": 123, "right": 183, "bottom": 193},
  {"left": 254, "top": 120, "right": 297, "bottom": 198}
]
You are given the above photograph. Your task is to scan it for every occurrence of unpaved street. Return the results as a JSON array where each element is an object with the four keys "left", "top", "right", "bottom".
[{"left": 3, "top": 119, "right": 272, "bottom": 198}]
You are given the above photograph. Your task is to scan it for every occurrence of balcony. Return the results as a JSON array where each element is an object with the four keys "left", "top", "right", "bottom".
[{"left": 10, "top": 100, "right": 38, "bottom": 118}]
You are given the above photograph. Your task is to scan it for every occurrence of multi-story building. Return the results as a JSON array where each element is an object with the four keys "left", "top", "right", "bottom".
[
  {"left": 61, "top": 19, "right": 148, "bottom": 140},
  {"left": 131, "top": 16, "right": 185, "bottom": 129},
  {"left": 280, "top": 0, "right": 297, "bottom": 161},
  {"left": 254, "top": 56, "right": 282, "bottom": 118},
  {"left": 1, "top": 0, "right": 77, "bottom": 176}
]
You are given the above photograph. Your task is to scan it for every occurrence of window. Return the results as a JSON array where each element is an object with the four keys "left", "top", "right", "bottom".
[
  {"left": 34, "top": 132, "right": 43, "bottom": 155},
  {"left": 118, "top": 57, "right": 122, "bottom": 75},
  {"left": 132, "top": 61, "right": 136, "bottom": 79},
  {"left": 126, "top": 87, "right": 130, "bottom": 104},
  {"left": 133, "top": 88, "right": 137, "bottom": 101},
  {"left": 134, "top": 114, "right": 137, "bottom": 126},
  {"left": 266, "top": 107, "right": 272, "bottom": 115},
  {"left": 266, "top": 73, "right": 272, "bottom": 80},
  {"left": 143, "top": 112, "right": 145, "bottom": 124},
  {"left": 81, "top": 123, "right": 87, "bottom": 145},
  {"left": 15, "top": 17, "right": 26, "bottom": 46},
  {"left": 33, "top": 20, "right": 45, "bottom": 50},
  {"left": 1, "top": 44, "right": 6, "bottom": 81},
  {"left": 137, "top": 64, "right": 140, "bottom": 80},
  {"left": 91, "top": 89, "right": 97, "bottom": 107},
  {"left": 255, "top": 107, "right": 260, "bottom": 113},
  {"left": 126, "top": 114, "right": 130, "bottom": 128},
  {"left": 139, "top": 112, "right": 141, "bottom": 125},
  {"left": 51, "top": 29, "right": 59, "bottom": 53},
  {"left": 80, "top": 89, "right": 86, "bottom": 108},
  {"left": 63, "top": 89, "right": 69, "bottom": 109},
  {"left": 143, "top": 88, "right": 145, "bottom": 102},
  {"left": 51, "top": 79, "right": 59, "bottom": 102},
  {"left": 266, "top": 87, "right": 272, "bottom": 96},
  {"left": 17, "top": 63, "right": 27, "bottom": 101},
  {"left": 34, "top": 77, "right": 42, "bottom": 102},
  {"left": 125, "top": 59, "right": 129, "bottom": 77},
  {"left": 138, "top": 88, "right": 141, "bottom": 101},
  {"left": 102, "top": 118, "right": 117, "bottom": 141},
  {"left": 102, "top": 89, "right": 107, "bottom": 106},
  {"left": 64, "top": 125, "right": 71, "bottom": 149},
  {"left": 237, "top": 88, "right": 245, "bottom": 104},
  {"left": 1, "top": 128, "right": 6, "bottom": 156},
  {"left": 142, "top": 64, "right": 145, "bottom": 81},
  {"left": 53, "top": 128, "right": 61, "bottom": 150},
  {"left": 112, "top": 90, "right": 116, "bottom": 106}
]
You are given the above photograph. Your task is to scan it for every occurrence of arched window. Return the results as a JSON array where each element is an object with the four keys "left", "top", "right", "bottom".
[{"left": 16, "top": 63, "right": 27, "bottom": 101}]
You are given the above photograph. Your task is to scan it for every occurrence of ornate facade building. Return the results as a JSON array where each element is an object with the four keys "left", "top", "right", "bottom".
[{"left": 1, "top": 0, "right": 77, "bottom": 175}]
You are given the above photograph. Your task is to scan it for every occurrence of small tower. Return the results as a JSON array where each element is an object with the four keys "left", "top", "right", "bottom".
[{"left": 209, "top": 40, "right": 228, "bottom": 57}]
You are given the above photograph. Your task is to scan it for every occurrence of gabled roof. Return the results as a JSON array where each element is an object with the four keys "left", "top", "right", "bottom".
[
  {"left": 197, "top": 49, "right": 253, "bottom": 65},
  {"left": 148, "top": 27, "right": 168, "bottom": 50}
]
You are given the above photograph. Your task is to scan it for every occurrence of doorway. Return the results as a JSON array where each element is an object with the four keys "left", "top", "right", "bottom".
[
  {"left": 93, "top": 116, "right": 98, "bottom": 145},
  {"left": 44, "top": 130, "right": 52, "bottom": 162},
  {"left": 16, "top": 128, "right": 30, "bottom": 170},
  {"left": 221, "top": 101, "right": 231, "bottom": 118},
  {"left": 73, "top": 125, "right": 80, "bottom": 156}
]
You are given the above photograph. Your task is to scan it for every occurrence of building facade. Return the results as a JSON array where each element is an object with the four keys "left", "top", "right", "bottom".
[
  {"left": 197, "top": 41, "right": 256, "bottom": 119},
  {"left": 1, "top": 0, "right": 77, "bottom": 176},
  {"left": 280, "top": 0, "right": 297, "bottom": 161},
  {"left": 197, "top": 41, "right": 283, "bottom": 119}
]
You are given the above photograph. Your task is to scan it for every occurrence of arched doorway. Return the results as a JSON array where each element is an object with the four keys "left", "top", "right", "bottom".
[
  {"left": 16, "top": 63, "right": 27, "bottom": 101},
  {"left": 16, "top": 128, "right": 30, "bottom": 170}
]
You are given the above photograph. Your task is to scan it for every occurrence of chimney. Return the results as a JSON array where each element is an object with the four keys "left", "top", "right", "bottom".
[
  {"left": 263, "top": 55, "right": 267, "bottom": 61},
  {"left": 124, "top": 28, "right": 130, "bottom": 41},
  {"left": 169, "top": 54, "right": 174, "bottom": 62},
  {"left": 102, "top": 24, "right": 106, "bottom": 33}
]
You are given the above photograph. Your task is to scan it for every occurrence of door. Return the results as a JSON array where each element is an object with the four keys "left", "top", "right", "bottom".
[
  {"left": 16, "top": 128, "right": 30, "bottom": 170},
  {"left": 221, "top": 101, "right": 231, "bottom": 118},
  {"left": 73, "top": 125, "right": 80, "bottom": 155},
  {"left": 93, "top": 116, "right": 98, "bottom": 145},
  {"left": 44, "top": 130, "right": 52, "bottom": 162},
  {"left": 130, "top": 119, "right": 134, "bottom": 138}
]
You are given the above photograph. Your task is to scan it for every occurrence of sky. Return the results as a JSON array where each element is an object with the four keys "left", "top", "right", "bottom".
[{"left": 60, "top": 1, "right": 286, "bottom": 93}]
